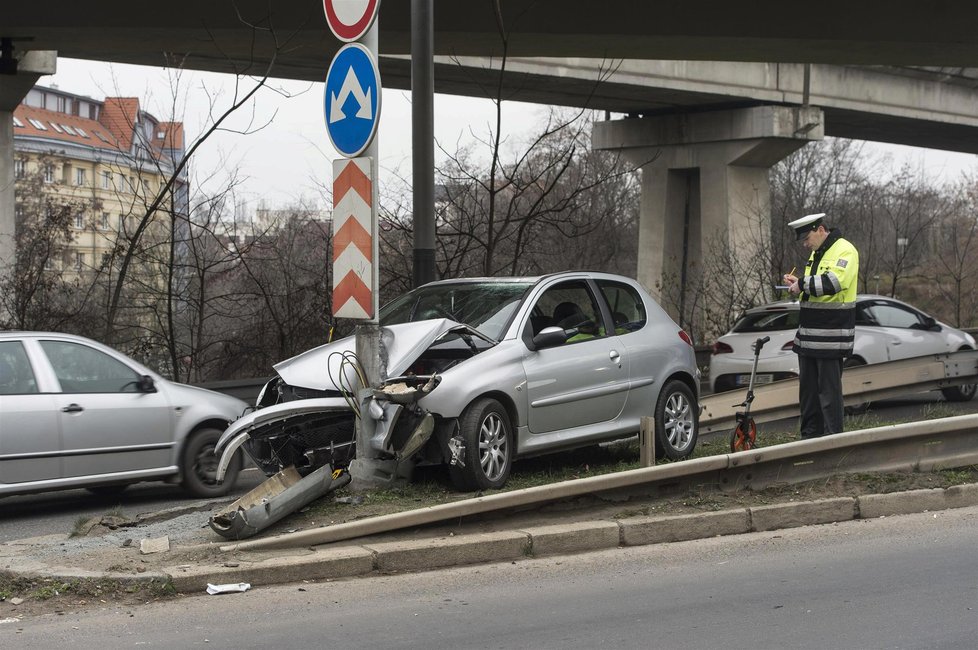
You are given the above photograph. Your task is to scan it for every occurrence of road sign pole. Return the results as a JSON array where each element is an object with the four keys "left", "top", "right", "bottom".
[{"left": 351, "top": 20, "right": 401, "bottom": 484}]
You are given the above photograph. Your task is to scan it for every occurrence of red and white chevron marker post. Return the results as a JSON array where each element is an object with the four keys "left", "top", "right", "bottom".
[{"left": 332, "top": 157, "right": 375, "bottom": 318}]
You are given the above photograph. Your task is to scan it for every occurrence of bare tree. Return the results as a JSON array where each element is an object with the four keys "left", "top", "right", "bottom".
[{"left": 0, "top": 154, "right": 102, "bottom": 332}]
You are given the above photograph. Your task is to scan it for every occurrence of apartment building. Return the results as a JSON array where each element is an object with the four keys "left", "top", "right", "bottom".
[{"left": 11, "top": 85, "right": 187, "bottom": 275}]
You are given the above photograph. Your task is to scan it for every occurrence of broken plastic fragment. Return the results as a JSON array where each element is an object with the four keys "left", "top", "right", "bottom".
[{"left": 206, "top": 582, "right": 251, "bottom": 595}]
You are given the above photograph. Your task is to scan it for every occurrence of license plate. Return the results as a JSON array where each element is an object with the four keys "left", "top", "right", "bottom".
[{"left": 736, "top": 373, "right": 773, "bottom": 386}]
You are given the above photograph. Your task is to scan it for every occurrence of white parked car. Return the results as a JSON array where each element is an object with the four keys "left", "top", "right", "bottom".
[
  {"left": 708, "top": 295, "right": 977, "bottom": 401},
  {"left": 0, "top": 332, "right": 249, "bottom": 498}
]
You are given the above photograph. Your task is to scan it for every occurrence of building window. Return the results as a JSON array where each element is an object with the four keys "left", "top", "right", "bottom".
[
  {"left": 12, "top": 116, "right": 24, "bottom": 128},
  {"left": 14, "top": 160, "right": 25, "bottom": 179},
  {"left": 75, "top": 252, "right": 85, "bottom": 270},
  {"left": 43, "top": 165, "right": 55, "bottom": 184},
  {"left": 56, "top": 96, "right": 67, "bottom": 113},
  {"left": 49, "top": 122, "right": 64, "bottom": 133},
  {"left": 75, "top": 127, "right": 89, "bottom": 138},
  {"left": 101, "top": 213, "right": 110, "bottom": 230},
  {"left": 102, "top": 171, "right": 112, "bottom": 189},
  {"left": 75, "top": 168, "right": 86, "bottom": 186},
  {"left": 119, "top": 215, "right": 126, "bottom": 232},
  {"left": 75, "top": 213, "right": 85, "bottom": 229},
  {"left": 28, "top": 118, "right": 47, "bottom": 130},
  {"left": 100, "top": 252, "right": 112, "bottom": 269},
  {"left": 61, "top": 124, "right": 78, "bottom": 136}
]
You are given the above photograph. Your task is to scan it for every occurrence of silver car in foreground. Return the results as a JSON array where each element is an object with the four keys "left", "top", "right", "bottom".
[
  {"left": 216, "top": 272, "right": 700, "bottom": 492},
  {"left": 0, "top": 332, "right": 249, "bottom": 498},
  {"left": 709, "top": 295, "right": 977, "bottom": 401}
]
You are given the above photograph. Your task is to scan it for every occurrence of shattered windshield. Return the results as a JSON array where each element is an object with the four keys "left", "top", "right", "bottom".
[{"left": 380, "top": 281, "right": 534, "bottom": 340}]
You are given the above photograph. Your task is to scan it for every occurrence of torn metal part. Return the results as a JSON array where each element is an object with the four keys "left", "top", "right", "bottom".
[
  {"left": 396, "top": 413, "right": 435, "bottom": 460},
  {"left": 208, "top": 464, "right": 352, "bottom": 540},
  {"left": 448, "top": 435, "right": 465, "bottom": 467},
  {"left": 373, "top": 374, "right": 441, "bottom": 404}
]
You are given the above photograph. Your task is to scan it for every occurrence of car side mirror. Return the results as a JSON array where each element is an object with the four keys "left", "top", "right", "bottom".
[
  {"left": 532, "top": 326, "right": 569, "bottom": 350},
  {"left": 922, "top": 316, "right": 941, "bottom": 332},
  {"left": 138, "top": 375, "right": 157, "bottom": 393}
]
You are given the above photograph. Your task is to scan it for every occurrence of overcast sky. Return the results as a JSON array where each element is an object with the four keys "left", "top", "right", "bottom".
[{"left": 45, "top": 57, "right": 977, "bottom": 215}]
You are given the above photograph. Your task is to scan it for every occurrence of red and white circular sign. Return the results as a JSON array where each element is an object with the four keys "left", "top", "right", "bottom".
[{"left": 323, "top": 0, "right": 380, "bottom": 42}]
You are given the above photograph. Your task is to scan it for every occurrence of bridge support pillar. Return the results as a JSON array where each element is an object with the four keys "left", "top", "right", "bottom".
[
  {"left": 0, "top": 50, "right": 56, "bottom": 322},
  {"left": 593, "top": 105, "right": 823, "bottom": 327}
]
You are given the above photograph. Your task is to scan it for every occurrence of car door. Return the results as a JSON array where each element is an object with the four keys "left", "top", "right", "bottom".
[
  {"left": 521, "top": 280, "right": 628, "bottom": 434},
  {"left": 37, "top": 339, "right": 174, "bottom": 478},
  {"left": 860, "top": 300, "right": 953, "bottom": 361},
  {"left": 0, "top": 340, "right": 61, "bottom": 483}
]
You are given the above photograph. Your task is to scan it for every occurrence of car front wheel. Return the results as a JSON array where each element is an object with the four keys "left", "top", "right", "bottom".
[
  {"left": 654, "top": 380, "right": 698, "bottom": 460},
  {"left": 449, "top": 398, "right": 513, "bottom": 492},
  {"left": 181, "top": 427, "right": 241, "bottom": 498}
]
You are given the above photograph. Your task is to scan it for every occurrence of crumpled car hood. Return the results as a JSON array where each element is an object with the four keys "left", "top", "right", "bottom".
[{"left": 274, "top": 318, "right": 469, "bottom": 391}]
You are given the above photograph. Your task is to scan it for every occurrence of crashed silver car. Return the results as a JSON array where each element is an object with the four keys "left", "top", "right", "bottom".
[{"left": 215, "top": 272, "right": 700, "bottom": 492}]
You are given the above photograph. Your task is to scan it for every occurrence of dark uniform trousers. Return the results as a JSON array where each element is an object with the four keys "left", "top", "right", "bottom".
[{"left": 798, "top": 355, "right": 844, "bottom": 438}]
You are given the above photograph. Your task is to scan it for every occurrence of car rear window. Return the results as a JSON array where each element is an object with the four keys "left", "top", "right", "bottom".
[{"left": 732, "top": 309, "right": 799, "bottom": 332}]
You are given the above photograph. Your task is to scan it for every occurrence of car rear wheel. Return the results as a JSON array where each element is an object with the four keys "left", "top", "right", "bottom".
[
  {"left": 654, "top": 380, "right": 698, "bottom": 460},
  {"left": 181, "top": 427, "right": 241, "bottom": 498},
  {"left": 449, "top": 398, "right": 512, "bottom": 492},
  {"left": 843, "top": 357, "right": 870, "bottom": 415},
  {"left": 940, "top": 347, "right": 977, "bottom": 402}
]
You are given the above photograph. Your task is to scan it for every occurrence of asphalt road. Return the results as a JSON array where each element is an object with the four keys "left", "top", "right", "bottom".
[
  {"left": 1, "top": 390, "right": 974, "bottom": 544},
  {"left": 8, "top": 506, "right": 977, "bottom": 648},
  {"left": 0, "top": 469, "right": 266, "bottom": 543}
]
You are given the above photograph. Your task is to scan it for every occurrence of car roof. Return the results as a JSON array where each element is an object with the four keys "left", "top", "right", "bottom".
[
  {"left": 742, "top": 294, "right": 915, "bottom": 315},
  {"left": 417, "top": 271, "right": 637, "bottom": 289}
]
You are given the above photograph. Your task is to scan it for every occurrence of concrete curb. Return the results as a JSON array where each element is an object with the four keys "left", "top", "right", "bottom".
[{"left": 5, "top": 483, "right": 978, "bottom": 595}]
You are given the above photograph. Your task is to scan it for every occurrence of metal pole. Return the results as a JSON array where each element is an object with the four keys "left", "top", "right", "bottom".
[
  {"left": 354, "top": 21, "right": 384, "bottom": 457},
  {"left": 411, "top": 0, "right": 436, "bottom": 288}
]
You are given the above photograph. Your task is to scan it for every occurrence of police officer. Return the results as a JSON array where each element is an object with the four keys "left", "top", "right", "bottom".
[{"left": 783, "top": 213, "right": 859, "bottom": 438}]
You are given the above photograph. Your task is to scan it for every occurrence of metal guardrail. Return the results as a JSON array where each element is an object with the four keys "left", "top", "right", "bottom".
[
  {"left": 221, "top": 412, "right": 978, "bottom": 551},
  {"left": 699, "top": 350, "right": 978, "bottom": 434}
]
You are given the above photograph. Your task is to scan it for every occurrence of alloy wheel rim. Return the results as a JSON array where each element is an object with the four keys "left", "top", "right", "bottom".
[
  {"left": 664, "top": 392, "right": 694, "bottom": 451},
  {"left": 478, "top": 413, "right": 508, "bottom": 481}
]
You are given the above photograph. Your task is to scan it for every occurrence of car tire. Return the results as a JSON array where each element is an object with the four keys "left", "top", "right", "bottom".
[
  {"left": 449, "top": 398, "right": 513, "bottom": 492},
  {"left": 843, "top": 357, "right": 871, "bottom": 415},
  {"left": 180, "top": 427, "right": 241, "bottom": 498},
  {"left": 942, "top": 348, "right": 977, "bottom": 401},
  {"left": 654, "top": 380, "right": 698, "bottom": 460}
]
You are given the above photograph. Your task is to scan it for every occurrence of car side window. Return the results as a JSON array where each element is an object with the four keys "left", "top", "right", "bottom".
[
  {"left": 39, "top": 340, "right": 142, "bottom": 393},
  {"left": 596, "top": 280, "right": 647, "bottom": 333},
  {"left": 0, "top": 341, "right": 39, "bottom": 395},
  {"left": 863, "top": 303, "right": 922, "bottom": 329},
  {"left": 532, "top": 280, "right": 605, "bottom": 343}
]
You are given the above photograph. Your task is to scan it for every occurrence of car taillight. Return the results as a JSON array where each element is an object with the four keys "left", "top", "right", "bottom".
[
  {"left": 712, "top": 341, "right": 733, "bottom": 355},
  {"left": 678, "top": 330, "right": 693, "bottom": 347},
  {"left": 781, "top": 340, "right": 795, "bottom": 350}
]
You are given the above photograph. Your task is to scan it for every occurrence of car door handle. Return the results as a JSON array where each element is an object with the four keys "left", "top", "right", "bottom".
[
  {"left": 609, "top": 350, "right": 620, "bottom": 361},
  {"left": 61, "top": 403, "right": 84, "bottom": 413}
]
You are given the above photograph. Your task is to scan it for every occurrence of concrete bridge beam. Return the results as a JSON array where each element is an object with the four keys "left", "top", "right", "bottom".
[
  {"left": 0, "top": 51, "right": 56, "bottom": 317},
  {"left": 593, "top": 106, "right": 824, "bottom": 319}
]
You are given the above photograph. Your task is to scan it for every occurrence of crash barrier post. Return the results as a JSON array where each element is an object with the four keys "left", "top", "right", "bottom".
[
  {"left": 220, "top": 413, "right": 978, "bottom": 552},
  {"left": 639, "top": 416, "right": 656, "bottom": 467}
]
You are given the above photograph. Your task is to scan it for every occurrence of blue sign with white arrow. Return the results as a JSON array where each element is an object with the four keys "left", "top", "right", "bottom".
[{"left": 324, "top": 43, "right": 382, "bottom": 158}]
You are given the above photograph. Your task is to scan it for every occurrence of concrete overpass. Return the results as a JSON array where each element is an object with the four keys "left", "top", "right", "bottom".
[{"left": 3, "top": 1, "right": 978, "bottom": 309}]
